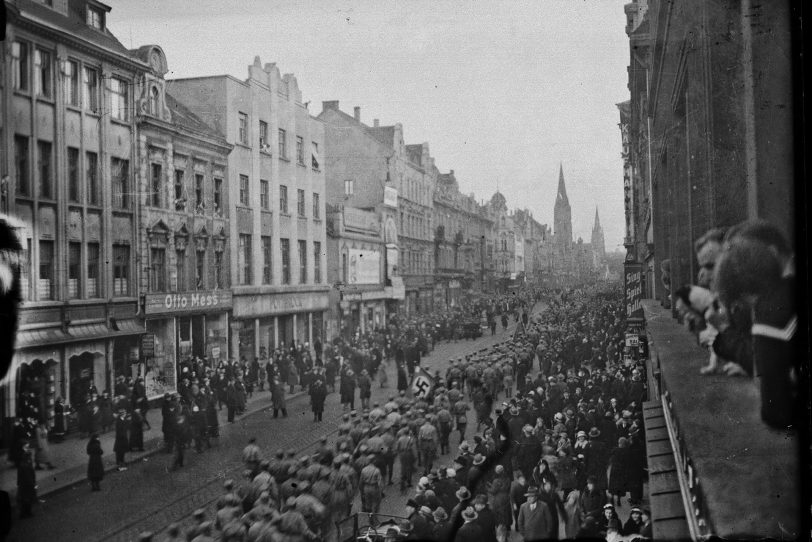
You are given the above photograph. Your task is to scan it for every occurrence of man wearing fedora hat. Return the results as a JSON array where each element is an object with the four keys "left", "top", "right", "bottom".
[
  {"left": 473, "top": 493, "right": 498, "bottom": 542},
  {"left": 517, "top": 486, "right": 554, "bottom": 540},
  {"left": 457, "top": 506, "right": 483, "bottom": 542}
]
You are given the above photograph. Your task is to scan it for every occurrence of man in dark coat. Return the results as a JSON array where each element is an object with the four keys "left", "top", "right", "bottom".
[
  {"left": 113, "top": 410, "right": 130, "bottom": 470},
  {"left": 539, "top": 480, "right": 567, "bottom": 539},
  {"left": 86, "top": 433, "right": 104, "bottom": 491},
  {"left": 472, "top": 494, "right": 498, "bottom": 542},
  {"left": 16, "top": 444, "right": 36, "bottom": 518},
  {"left": 310, "top": 378, "right": 327, "bottom": 422},
  {"left": 456, "top": 507, "right": 483, "bottom": 542}
]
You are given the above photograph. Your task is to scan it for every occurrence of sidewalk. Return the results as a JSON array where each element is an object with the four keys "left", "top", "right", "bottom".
[{"left": 0, "top": 385, "right": 306, "bottom": 499}]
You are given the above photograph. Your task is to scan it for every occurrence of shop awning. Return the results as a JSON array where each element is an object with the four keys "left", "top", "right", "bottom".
[
  {"left": 112, "top": 318, "right": 146, "bottom": 335},
  {"left": 67, "top": 323, "right": 111, "bottom": 340},
  {"left": 16, "top": 328, "right": 69, "bottom": 348}
]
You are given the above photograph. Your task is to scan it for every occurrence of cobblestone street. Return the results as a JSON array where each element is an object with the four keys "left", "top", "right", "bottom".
[{"left": 6, "top": 319, "right": 524, "bottom": 542}]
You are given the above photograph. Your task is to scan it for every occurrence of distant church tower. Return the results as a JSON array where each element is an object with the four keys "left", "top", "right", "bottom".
[
  {"left": 591, "top": 206, "right": 606, "bottom": 265},
  {"left": 554, "top": 163, "right": 572, "bottom": 247}
]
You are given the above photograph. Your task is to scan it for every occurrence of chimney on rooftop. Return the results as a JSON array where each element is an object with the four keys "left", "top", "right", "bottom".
[
  {"left": 354, "top": 107, "right": 361, "bottom": 122},
  {"left": 450, "top": 169, "right": 454, "bottom": 175},
  {"left": 322, "top": 100, "right": 339, "bottom": 112},
  {"left": 373, "top": 119, "right": 379, "bottom": 127}
]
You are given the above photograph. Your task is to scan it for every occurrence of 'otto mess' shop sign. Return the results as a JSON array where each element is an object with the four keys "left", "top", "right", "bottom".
[
  {"left": 144, "top": 290, "right": 233, "bottom": 315},
  {"left": 624, "top": 263, "right": 644, "bottom": 321}
]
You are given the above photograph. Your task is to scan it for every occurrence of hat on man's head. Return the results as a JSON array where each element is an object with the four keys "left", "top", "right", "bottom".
[
  {"left": 461, "top": 507, "right": 478, "bottom": 521},
  {"left": 406, "top": 498, "right": 419, "bottom": 509},
  {"left": 588, "top": 427, "right": 601, "bottom": 438},
  {"left": 474, "top": 494, "right": 488, "bottom": 506},
  {"left": 524, "top": 486, "right": 540, "bottom": 497},
  {"left": 456, "top": 487, "right": 471, "bottom": 501},
  {"left": 472, "top": 454, "right": 486, "bottom": 466},
  {"left": 433, "top": 507, "right": 449, "bottom": 522}
]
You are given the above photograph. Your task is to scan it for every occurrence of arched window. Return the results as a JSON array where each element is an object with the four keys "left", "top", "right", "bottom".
[{"left": 149, "top": 86, "right": 160, "bottom": 115}]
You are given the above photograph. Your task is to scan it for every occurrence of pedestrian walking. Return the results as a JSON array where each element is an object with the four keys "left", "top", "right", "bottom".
[
  {"left": 129, "top": 409, "right": 146, "bottom": 452},
  {"left": 310, "top": 378, "right": 327, "bottom": 422},
  {"left": 270, "top": 377, "right": 288, "bottom": 418},
  {"left": 33, "top": 422, "right": 54, "bottom": 470},
  {"left": 113, "top": 409, "right": 130, "bottom": 471},
  {"left": 16, "top": 444, "right": 36, "bottom": 519},
  {"left": 86, "top": 433, "right": 104, "bottom": 491}
]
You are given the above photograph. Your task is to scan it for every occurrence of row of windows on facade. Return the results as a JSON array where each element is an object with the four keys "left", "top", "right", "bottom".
[
  {"left": 400, "top": 249, "right": 432, "bottom": 276},
  {"left": 238, "top": 176, "right": 320, "bottom": 219},
  {"left": 147, "top": 246, "right": 226, "bottom": 292},
  {"left": 238, "top": 113, "right": 320, "bottom": 169},
  {"left": 343, "top": 177, "right": 430, "bottom": 209},
  {"left": 234, "top": 236, "right": 322, "bottom": 286},
  {"left": 399, "top": 210, "right": 432, "bottom": 240},
  {"left": 11, "top": 41, "right": 131, "bottom": 121},
  {"left": 148, "top": 163, "right": 225, "bottom": 215},
  {"left": 19, "top": 241, "right": 129, "bottom": 302},
  {"left": 14, "top": 135, "right": 132, "bottom": 209}
]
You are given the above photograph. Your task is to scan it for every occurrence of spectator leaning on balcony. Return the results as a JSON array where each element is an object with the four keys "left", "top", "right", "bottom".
[{"left": 714, "top": 219, "right": 797, "bottom": 430}]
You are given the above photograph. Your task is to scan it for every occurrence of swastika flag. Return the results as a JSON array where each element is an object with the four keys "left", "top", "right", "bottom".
[{"left": 410, "top": 367, "right": 435, "bottom": 399}]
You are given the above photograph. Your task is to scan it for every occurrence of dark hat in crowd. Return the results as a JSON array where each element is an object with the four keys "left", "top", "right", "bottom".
[
  {"left": 524, "top": 486, "right": 540, "bottom": 497},
  {"left": 472, "top": 454, "right": 486, "bottom": 466},
  {"left": 433, "top": 507, "right": 449, "bottom": 522},
  {"left": 474, "top": 494, "right": 488, "bottom": 506},
  {"left": 588, "top": 427, "right": 601, "bottom": 438},
  {"left": 406, "top": 498, "right": 419, "bottom": 509},
  {"left": 461, "top": 507, "right": 479, "bottom": 521},
  {"left": 456, "top": 487, "right": 472, "bottom": 501}
]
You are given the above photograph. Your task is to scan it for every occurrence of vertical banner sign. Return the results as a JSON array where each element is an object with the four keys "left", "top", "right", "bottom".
[
  {"left": 411, "top": 367, "right": 434, "bottom": 399},
  {"left": 624, "top": 262, "right": 644, "bottom": 321}
]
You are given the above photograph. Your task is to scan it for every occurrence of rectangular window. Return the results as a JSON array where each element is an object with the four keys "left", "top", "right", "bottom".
[
  {"left": 174, "top": 169, "right": 185, "bottom": 210},
  {"left": 297, "top": 189, "right": 305, "bottom": 217},
  {"left": 83, "top": 67, "right": 98, "bottom": 113},
  {"left": 280, "top": 185, "right": 288, "bottom": 214},
  {"left": 312, "top": 193, "right": 320, "bottom": 219},
  {"left": 239, "top": 174, "right": 249, "bottom": 206},
  {"left": 344, "top": 179, "right": 354, "bottom": 196},
  {"left": 296, "top": 136, "right": 304, "bottom": 165},
  {"left": 314, "top": 241, "right": 321, "bottom": 283},
  {"left": 238, "top": 112, "right": 248, "bottom": 144},
  {"left": 260, "top": 180, "right": 269, "bottom": 210},
  {"left": 87, "top": 243, "right": 100, "bottom": 297},
  {"left": 150, "top": 163, "right": 162, "bottom": 207},
  {"left": 259, "top": 120, "right": 268, "bottom": 148},
  {"left": 86, "top": 151, "right": 99, "bottom": 205},
  {"left": 38, "top": 240, "right": 55, "bottom": 300},
  {"left": 87, "top": 7, "right": 103, "bottom": 29},
  {"left": 67, "top": 147, "right": 80, "bottom": 202},
  {"left": 20, "top": 240, "right": 31, "bottom": 301},
  {"left": 238, "top": 234, "right": 252, "bottom": 285},
  {"left": 34, "top": 49, "right": 52, "bottom": 98},
  {"left": 278, "top": 128, "right": 287, "bottom": 158},
  {"left": 213, "top": 250, "right": 223, "bottom": 289},
  {"left": 214, "top": 178, "right": 223, "bottom": 214},
  {"left": 37, "top": 141, "right": 53, "bottom": 199},
  {"left": 176, "top": 249, "right": 186, "bottom": 291},
  {"left": 64, "top": 60, "right": 79, "bottom": 106},
  {"left": 12, "top": 42, "right": 29, "bottom": 91},
  {"left": 110, "top": 77, "right": 129, "bottom": 121},
  {"left": 311, "top": 141, "right": 320, "bottom": 170},
  {"left": 150, "top": 247, "right": 166, "bottom": 291},
  {"left": 298, "top": 240, "right": 307, "bottom": 284},
  {"left": 195, "top": 174, "right": 204, "bottom": 210},
  {"left": 262, "top": 236, "right": 272, "bottom": 284},
  {"left": 111, "top": 157, "right": 130, "bottom": 209},
  {"left": 14, "top": 136, "right": 30, "bottom": 197},
  {"left": 195, "top": 250, "right": 206, "bottom": 289},
  {"left": 280, "top": 238, "right": 290, "bottom": 284},
  {"left": 68, "top": 242, "right": 81, "bottom": 299},
  {"left": 342, "top": 253, "right": 347, "bottom": 283},
  {"left": 113, "top": 244, "right": 130, "bottom": 296}
]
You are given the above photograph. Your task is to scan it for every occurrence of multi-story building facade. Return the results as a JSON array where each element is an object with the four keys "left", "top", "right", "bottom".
[
  {"left": 1, "top": 0, "right": 151, "bottom": 438},
  {"left": 433, "top": 169, "right": 492, "bottom": 308},
  {"left": 513, "top": 208, "right": 549, "bottom": 285},
  {"left": 170, "top": 57, "right": 328, "bottom": 359},
  {"left": 130, "top": 45, "right": 232, "bottom": 398},
  {"left": 487, "top": 192, "right": 525, "bottom": 292},
  {"left": 326, "top": 205, "right": 393, "bottom": 337}
]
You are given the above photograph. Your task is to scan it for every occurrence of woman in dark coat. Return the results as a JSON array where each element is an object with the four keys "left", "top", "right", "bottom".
[
  {"left": 16, "top": 444, "right": 36, "bottom": 518},
  {"left": 113, "top": 410, "right": 130, "bottom": 470},
  {"left": 396, "top": 363, "right": 408, "bottom": 392},
  {"left": 309, "top": 378, "right": 327, "bottom": 422},
  {"left": 129, "top": 409, "right": 145, "bottom": 452},
  {"left": 86, "top": 433, "right": 104, "bottom": 491},
  {"left": 270, "top": 377, "right": 287, "bottom": 418},
  {"left": 607, "top": 437, "right": 631, "bottom": 507}
]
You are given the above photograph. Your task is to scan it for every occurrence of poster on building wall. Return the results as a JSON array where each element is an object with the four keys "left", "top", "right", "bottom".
[
  {"left": 624, "top": 261, "right": 644, "bottom": 321},
  {"left": 347, "top": 249, "right": 381, "bottom": 284},
  {"left": 142, "top": 330, "right": 177, "bottom": 399}
]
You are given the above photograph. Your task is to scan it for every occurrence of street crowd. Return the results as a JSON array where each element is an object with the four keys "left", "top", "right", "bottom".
[{"left": 128, "top": 283, "right": 652, "bottom": 542}]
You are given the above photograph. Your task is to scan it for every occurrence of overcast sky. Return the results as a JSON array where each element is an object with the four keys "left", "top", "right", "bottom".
[{"left": 107, "top": 0, "right": 629, "bottom": 248}]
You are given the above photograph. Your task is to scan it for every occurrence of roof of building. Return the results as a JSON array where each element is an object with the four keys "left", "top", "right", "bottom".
[
  {"left": 406, "top": 144, "right": 424, "bottom": 166},
  {"left": 14, "top": 0, "right": 136, "bottom": 61},
  {"left": 165, "top": 92, "right": 226, "bottom": 143},
  {"left": 367, "top": 125, "right": 395, "bottom": 147}
]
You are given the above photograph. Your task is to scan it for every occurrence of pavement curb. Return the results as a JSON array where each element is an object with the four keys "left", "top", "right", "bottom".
[{"left": 34, "top": 388, "right": 308, "bottom": 499}]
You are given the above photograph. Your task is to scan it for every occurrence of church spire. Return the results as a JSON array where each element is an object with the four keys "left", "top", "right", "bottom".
[
  {"left": 557, "top": 162, "right": 568, "bottom": 204},
  {"left": 594, "top": 206, "right": 600, "bottom": 229}
]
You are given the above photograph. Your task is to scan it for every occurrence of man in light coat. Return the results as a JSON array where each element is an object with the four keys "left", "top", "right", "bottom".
[{"left": 517, "top": 486, "right": 554, "bottom": 541}]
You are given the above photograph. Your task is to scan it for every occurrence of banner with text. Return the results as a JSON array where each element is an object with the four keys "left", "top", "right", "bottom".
[{"left": 624, "top": 262, "right": 644, "bottom": 321}]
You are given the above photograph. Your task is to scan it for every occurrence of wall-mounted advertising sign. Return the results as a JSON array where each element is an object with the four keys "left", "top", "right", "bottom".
[
  {"left": 347, "top": 249, "right": 381, "bottom": 285},
  {"left": 144, "top": 290, "right": 233, "bottom": 315},
  {"left": 624, "top": 262, "right": 644, "bottom": 321}
]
